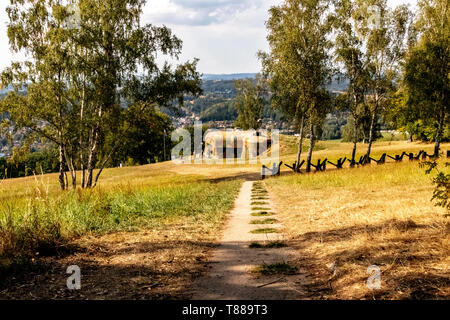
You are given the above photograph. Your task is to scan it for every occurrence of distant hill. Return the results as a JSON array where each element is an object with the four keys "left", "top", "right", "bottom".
[
  {"left": 201, "top": 73, "right": 347, "bottom": 91},
  {"left": 186, "top": 75, "right": 348, "bottom": 123},
  {"left": 202, "top": 73, "right": 257, "bottom": 81}
]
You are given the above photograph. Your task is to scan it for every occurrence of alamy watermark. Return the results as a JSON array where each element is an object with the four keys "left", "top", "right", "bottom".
[
  {"left": 366, "top": 265, "right": 381, "bottom": 290},
  {"left": 171, "top": 121, "right": 280, "bottom": 172},
  {"left": 65, "top": 3, "right": 81, "bottom": 30},
  {"left": 367, "top": 5, "right": 382, "bottom": 30},
  {"left": 66, "top": 265, "right": 81, "bottom": 290}
]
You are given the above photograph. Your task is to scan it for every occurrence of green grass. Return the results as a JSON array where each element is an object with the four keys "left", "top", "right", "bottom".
[
  {"left": 251, "top": 196, "right": 269, "bottom": 200},
  {"left": 250, "top": 201, "right": 269, "bottom": 206},
  {"left": 250, "top": 228, "right": 278, "bottom": 234},
  {"left": 251, "top": 211, "right": 274, "bottom": 217},
  {"left": 252, "top": 193, "right": 268, "bottom": 197},
  {"left": 249, "top": 241, "right": 287, "bottom": 248},
  {"left": 378, "top": 132, "right": 409, "bottom": 142},
  {"left": 251, "top": 263, "right": 297, "bottom": 275},
  {"left": 251, "top": 207, "right": 271, "bottom": 211},
  {"left": 252, "top": 185, "right": 266, "bottom": 189},
  {"left": 0, "top": 179, "right": 242, "bottom": 265},
  {"left": 250, "top": 218, "right": 278, "bottom": 225},
  {"left": 252, "top": 189, "right": 268, "bottom": 193},
  {"left": 252, "top": 191, "right": 267, "bottom": 195}
]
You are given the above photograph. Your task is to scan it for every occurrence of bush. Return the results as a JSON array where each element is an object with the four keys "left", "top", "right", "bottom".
[{"left": 421, "top": 160, "right": 450, "bottom": 215}]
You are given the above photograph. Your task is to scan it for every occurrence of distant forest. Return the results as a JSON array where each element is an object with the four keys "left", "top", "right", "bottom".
[{"left": 185, "top": 76, "right": 349, "bottom": 126}]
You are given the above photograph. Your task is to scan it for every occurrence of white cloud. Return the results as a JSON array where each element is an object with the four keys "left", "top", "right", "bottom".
[
  {"left": 143, "top": 0, "right": 282, "bottom": 73},
  {"left": 0, "top": 0, "right": 25, "bottom": 74},
  {"left": 142, "top": 0, "right": 418, "bottom": 74},
  {"left": 0, "top": 0, "right": 419, "bottom": 75},
  {"left": 144, "top": 0, "right": 261, "bottom": 26}
]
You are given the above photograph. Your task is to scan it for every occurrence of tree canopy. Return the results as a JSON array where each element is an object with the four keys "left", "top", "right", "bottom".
[
  {"left": 260, "top": 0, "right": 333, "bottom": 172},
  {"left": 402, "top": 0, "right": 449, "bottom": 155},
  {"left": 234, "top": 77, "right": 266, "bottom": 130},
  {"left": 0, "top": 0, "right": 202, "bottom": 189}
]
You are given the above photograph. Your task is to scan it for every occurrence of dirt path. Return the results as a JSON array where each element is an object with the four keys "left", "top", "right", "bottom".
[
  {"left": 190, "top": 181, "right": 308, "bottom": 300},
  {"left": 1, "top": 180, "right": 309, "bottom": 300}
]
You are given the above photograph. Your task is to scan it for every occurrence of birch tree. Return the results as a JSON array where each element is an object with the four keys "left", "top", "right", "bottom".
[
  {"left": 353, "top": 0, "right": 411, "bottom": 159},
  {"left": 403, "top": 0, "right": 449, "bottom": 157},
  {"left": 334, "top": 0, "right": 369, "bottom": 166},
  {"left": 234, "top": 76, "right": 266, "bottom": 130},
  {"left": 1, "top": 0, "right": 201, "bottom": 189},
  {"left": 260, "top": 0, "right": 333, "bottom": 172}
]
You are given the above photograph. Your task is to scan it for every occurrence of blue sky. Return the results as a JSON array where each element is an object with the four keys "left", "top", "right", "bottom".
[{"left": 0, "top": 0, "right": 417, "bottom": 75}]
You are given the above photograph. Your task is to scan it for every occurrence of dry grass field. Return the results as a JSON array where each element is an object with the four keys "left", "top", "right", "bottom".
[
  {"left": 267, "top": 140, "right": 450, "bottom": 299},
  {"left": 0, "top": 136, "right": 448, "bottom": 299}
]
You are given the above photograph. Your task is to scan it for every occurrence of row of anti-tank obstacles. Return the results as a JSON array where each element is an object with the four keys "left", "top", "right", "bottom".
[{"left": 261, "top": 149, "right": 450, "bottom": 180}]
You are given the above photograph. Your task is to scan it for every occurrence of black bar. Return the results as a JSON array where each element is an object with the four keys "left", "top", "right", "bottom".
[{"left": 0, "top": 300, "right": 445, "bottom": 319}]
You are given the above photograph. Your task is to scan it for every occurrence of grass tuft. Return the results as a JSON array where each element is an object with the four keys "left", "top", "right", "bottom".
[
  {"left": 251, "top": 207, "right": 271, "bottom": 211},
  {"left": 251, "top": 263, "right": 297, "bottom": 275},
  {"left": 250, "top": 228, "right": 278, "bottom": 234},
  {"left": 250, "top": 218, "right": 278, "bottom": 225},
  {"left": 251, "top": 201, "right": 269, "bottom": 206},
  {"left": 252, "top": 190, "right": 268, "bottom": 194},
  {"left": 252, "top": 187, "right": 266, "bottom": 191},
  {"left": 251, "top": 196, "right": 269, "bottom": 201},
  {"left": 251, "top": 211, "right": 274, "bottom": 217}
]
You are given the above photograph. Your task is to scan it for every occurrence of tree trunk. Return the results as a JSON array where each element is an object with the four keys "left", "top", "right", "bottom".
[
  {"left": 69, "top": 158, "right": 76, "bottom": 189},
  {"left": 85, "top": 167, "right": 94, "bottom": 188},
  {"left": 93, "top": 167, "right": 105, "bottom": 188},
  {"left": 85, "top": 128, "right": 99, "bottom": 188},
  {"left": 434, "top": 107, "right": 445, "bottom": 157},
  {"left": 351, "top": 114, "right": 358, "bottom": 167},
  {"left": 80, "top": 80, "right": 86, "bottom": 189},
  {"left": 306, "top": 120, "right": 315, "bottom": 173},
  {"left": 58, "top": 143, "right": 65, "bottom": 191},
  {"left": 63, "top": 146, "right": 77, "bottom": 189},
  {"left": 85, "top": 103, "right": 102, "bottom": 188},
  {"left": 64, "top": 170, "right": 69, "bottom": 190},
  {"left": 366, "top": 111, "right": 376, "bottom": 160},
  {"left": 295, "top": 115, "right": 305, "bottom": 172},
  {"left": 93, "top": 145, "right": 119, "bottom": 187},
  {"left": 81, "top": 167, "right": 85, "bottom": 189}
]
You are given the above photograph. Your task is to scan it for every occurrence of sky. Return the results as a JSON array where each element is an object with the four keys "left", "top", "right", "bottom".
[{"left": 0, "top": 0, "right": 418, "bottom": 75}]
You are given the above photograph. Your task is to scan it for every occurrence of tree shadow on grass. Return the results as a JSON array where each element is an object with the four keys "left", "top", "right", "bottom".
[
  {"left": 0, "top": 239, "right": 217, "bottom": 300},
  {"left": 285, "top": 219, "right": 448, "bottom": 299},
  {"left": 0, "top": 239, "right": 306, "bottom": 300},
  {"left": 1, "top": 220, "right": 446, "bottom": 300},
  {"left": 296, "top": 219, "right": 426, "bottom": 244},
  {"left": 200, "top": 172, "right": 262, "bottom": 184}
]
